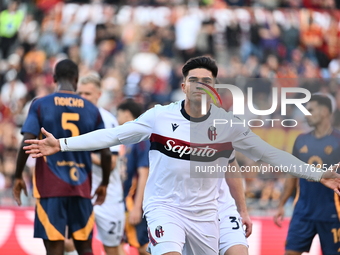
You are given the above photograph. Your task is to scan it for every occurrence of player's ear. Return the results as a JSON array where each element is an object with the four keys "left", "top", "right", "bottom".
[
  {"left": 53, "top": 74, "right": 57, "bottom": 83},
  {"left": 181, "top": 78, "right": 186, "bottom": 92}
]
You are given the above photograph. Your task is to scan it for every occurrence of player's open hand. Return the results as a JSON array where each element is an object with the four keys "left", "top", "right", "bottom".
[
  {"left": 24, "top": 128, "right": 60, "bottom": 158},
  {"left": 320, "top": 165, "right": 340, "bottom": 196},
  {"left": 240, "top": 211, "right": 252, "bottom": 237},
  {"left": 12, "top": 178, "right": 28, "bottom": 206},
  {"left": 273, "top": 206, "right": 284, "bottom": 228},
  {"left": 93, "top": 185, "right": 107, "bottom": 205}
]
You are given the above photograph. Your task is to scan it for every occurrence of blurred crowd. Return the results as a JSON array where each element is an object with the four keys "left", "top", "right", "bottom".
[{"left": 1, "top": 0, "right": 340, "bottom": 214}]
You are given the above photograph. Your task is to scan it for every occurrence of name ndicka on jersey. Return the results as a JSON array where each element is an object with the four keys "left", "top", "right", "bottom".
[{"left": 164, "top": 140, "right": 218, "bottom": 158}]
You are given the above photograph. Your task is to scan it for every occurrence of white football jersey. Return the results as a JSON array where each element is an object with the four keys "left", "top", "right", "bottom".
[
  {"left": 91, "top": 108, "right": 123, "bottom": 205},
  {"left": 114, "top": 101, "right": 252, "bottom": 221}
]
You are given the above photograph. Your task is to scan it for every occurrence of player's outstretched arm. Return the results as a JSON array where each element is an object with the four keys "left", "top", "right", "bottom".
[
  {"left": 233, "top": 132, "right": 340, "bottom": 194},
  {"left": 24, "top": 112, "right": 154, "bottom": 157},
  {"left": 24, "top": 128, "right": 60, "bottom": 158}
]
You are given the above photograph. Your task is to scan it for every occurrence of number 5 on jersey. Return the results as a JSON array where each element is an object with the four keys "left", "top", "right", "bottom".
[{"left": 62, "top": 113, "right": 80, "bottom": 137}]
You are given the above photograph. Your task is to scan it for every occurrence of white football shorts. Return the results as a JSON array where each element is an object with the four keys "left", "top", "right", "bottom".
[
  {"left": 93, "top": 200, "right": 125, "bottom": 247},
  {"left": 219, "top": 213, "right": 248, "bottom": 255},
  {"left": 146, "top": 207, "right": 219, "bottom": 255}
]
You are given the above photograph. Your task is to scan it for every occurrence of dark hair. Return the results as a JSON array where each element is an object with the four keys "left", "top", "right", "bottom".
[
  {"left": 117, "top": 99, "right": 143, "bottom": 119},
  {"left": 54, "top": 59, "right": 79, "bottom": 82},
  {"left": 182, "top": 56, "right": 218, "bottom": 79},
  {"left": 309, "top": 94, "right": 332, "bottom": 113}
]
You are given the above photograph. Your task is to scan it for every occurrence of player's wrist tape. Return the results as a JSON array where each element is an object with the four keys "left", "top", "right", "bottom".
[{"left": 59, "top": 138, "right": 68, "bottom": 152}]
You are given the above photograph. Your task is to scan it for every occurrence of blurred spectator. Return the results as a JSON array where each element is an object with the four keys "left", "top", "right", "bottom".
[
  {"left": 61, "top": 12, "right": 82, "bottom": 54},
  {"left": 240, "top": 12, "right": 262, "bottom": 62},
  {"left": 0, "top": 0, "right": 24, "bottom": 59},
  {"left": 37, "top": 7, "right": 62, "bottom": 57},
  {"left": 225, "top": 16, "right": 241, "bottom": 62},
  {"left": 300, "top": 10, "right": 329, "bottom": 68},
  {"left": 18, "top": 13, "right": 39, "bottom": 54},
  {"left": 329, "top": 54, "right": 340, "bottom": 80},
  {"left": 258, "top": 10, "right": 281, "bottom": 59},
  {"left": 324, "top": 16, "right": 340, "bottom": 63},
  {"left": 279, "top": 11, "right": 300, "bottom": 61},
  {"left": 0, "top": 69, "right": 27, "bottom": 112},
  {"left": 174, "top": 6, "right": 202, "bottom": 61},
  {"left": 80, "top": 8, "right": 99, "bottom": 67},
  {"left": 299, "top": 59, "right": 322, "bottom": 94},
  {"left": 159, "top": 26, "right": 175, "bottom": 58},
  {"left": 0, "top": 97, "right": 11, "bottom": 122},
  {"left": 95, "top": 5, "right": 120, "bottom": 46},
  {"left": 197, "top": 18, "right": 216, "bottom": 58}
]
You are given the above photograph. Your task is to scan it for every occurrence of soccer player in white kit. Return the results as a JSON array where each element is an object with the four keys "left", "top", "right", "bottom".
[
  {"left": 24, "top": 56, "right": 340, "bottom": 255},
  {"left": 77, "top": 75, "right": 125, "bottom": 255}
]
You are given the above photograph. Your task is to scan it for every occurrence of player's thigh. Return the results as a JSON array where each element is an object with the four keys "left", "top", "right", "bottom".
[
  {"left": 285, "top": 216, "right": 317, "bottom": 253},
  {"left": 224, "top": 245, "right": 248, "bottom": 255},
  {"left": 219, "top": 214, "right": 248, "bottom": 255},
  {"left": 315, "top": 221, "right": 340, "bottom": 255},
  {"left": 183, "top": 216, "right": 219, "bottom": 255},
  {"left": 146, "top": 212, "right": 186, "bottom": 255},
  {"left": 34, "top": 197, "right": 68, "bottom": 241},
  {"left": 94, "top": 202, "right": 125, "bottom": 247},
  {"left": 67, "top": 197, "right": 94, "bottom": 241}
]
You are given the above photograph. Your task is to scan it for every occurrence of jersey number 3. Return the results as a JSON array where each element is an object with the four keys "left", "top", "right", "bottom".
[
  {"left": 62, "top": 113, "right": 79, "bottom": 137},
  {"left": 229, "top": 216, "right": 240, "bottom": 230}
]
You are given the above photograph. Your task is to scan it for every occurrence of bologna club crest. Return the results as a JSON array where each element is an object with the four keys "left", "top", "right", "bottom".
[
  {"left": 208, "top": 126, "right": 217, "bottom": 141},
  {"left": 155, "top": 225, "right": 164, "bottom": 238}
]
